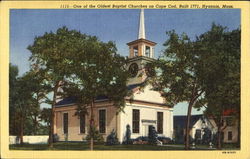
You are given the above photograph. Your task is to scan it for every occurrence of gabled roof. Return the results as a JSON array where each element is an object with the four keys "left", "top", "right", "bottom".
[
  {"left": 55, "top": 83, "right": 144, "bottom": 107},
  {"left": 174, "top": 115, "right": 204, "bottom": 129},
  {"left": 56, "top": 96, "right": 77, "bottom": 106},
  {"left": 127, "top": 83, "right": 143, "bottom": 90}
]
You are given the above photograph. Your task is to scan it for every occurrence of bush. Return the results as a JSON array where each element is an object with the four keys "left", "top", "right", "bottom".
[
  {"left": 148, "top": 126, "right": 158, "bottom": 145},
  {"left": 85, "top": 126, "right": 104, "bottom": 144},
  {"left": 106, "top": 129, "right": 119, "bottom": 145},
  {"left": 123, "top": 124, "right": 133, "bottom": 145},
  {"left": 48, "top": 134, "right": 59, "bottom": 143},
  {"left": 132, "top": 136, "right": 149, "bottom": 145},
  {"left": 202, "top": 128, "right": 212, "bottom": 144}
]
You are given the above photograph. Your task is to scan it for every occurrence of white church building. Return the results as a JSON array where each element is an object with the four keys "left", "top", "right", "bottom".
[{"left": 54, "top": 9, "right": 173, "bottom": 143}]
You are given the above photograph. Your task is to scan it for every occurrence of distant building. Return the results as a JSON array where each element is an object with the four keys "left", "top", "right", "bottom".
[
  {"left": 173, "top": 115, "right": 217, "bottom": 144},
  {"left": 215, "top": 109, "right": 239, "bottom": 144},
  {"left": 54, "top": 9, "right": 173, "bottom": 143},
  {"left": 174, "top": 113, "right": 239, "bottom": 144}
]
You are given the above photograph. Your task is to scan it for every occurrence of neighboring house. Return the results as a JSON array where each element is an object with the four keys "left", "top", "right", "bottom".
[
  {"left": 173, "top": 115, "right": 217, "bottom": 144},
  {"left": 53, "top": 9, "right": 173, "bottom": 143},
  {"left": 209, "top": 109, "right": 239, "bottom": 144},
  {"left": 221, "top": 116, "right": 239, "bottom": 143}
]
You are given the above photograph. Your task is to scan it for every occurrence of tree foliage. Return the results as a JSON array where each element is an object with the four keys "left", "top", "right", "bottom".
[
  {"left": 151, "top": 30, "right": 204, "bottom": 149},
  {"left": 27, "top": 26, "right": 131, "bottom": 149},
  {"left": 62, "top": 29, "right": 131, "bottom": 150},
  {"left": 151, "top": 23, "right": 240, "bottom": 149},
  {"left": 9, "top": 64, "right": 47, "bottom": 142},
  {"left": 195, "top": 24, "right": 240, "bottom": 149}
]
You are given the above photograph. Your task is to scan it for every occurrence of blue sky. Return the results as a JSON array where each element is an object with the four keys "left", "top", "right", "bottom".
[{"left": 10, "top": 9, "right": 240, "bottom": 115}]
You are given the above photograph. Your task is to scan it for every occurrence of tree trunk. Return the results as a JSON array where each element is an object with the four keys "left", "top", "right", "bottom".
[
  {"left": 33, "top": 115, "right": 38, "bottom": 135},
  {"left": 237, "top": 112, "right": 240, "bottom": 148},
  {"left": 20, "top": 116, "right": 24, "bottom": 145},
  {"left": 185, "top": 101, "right": 193, "bottom": 150},
  {"left": 89, "top": 99, "right": 94, "bottom": 151},
  {"left": 217, "top": 116, "right": 223, "bottom": 150},
  {"left": 49, "top": 84, "right": 59, "bottom": 148}
]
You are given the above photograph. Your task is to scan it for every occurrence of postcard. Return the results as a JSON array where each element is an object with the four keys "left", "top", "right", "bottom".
[{"left": 0, "top": 1, "right": 249, "bottom": 159}]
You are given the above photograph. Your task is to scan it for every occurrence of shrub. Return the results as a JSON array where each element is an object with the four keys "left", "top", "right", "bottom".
[
  {"left": 85, "top": 126, "right": 104, "bottom": 144},
  {"left": 48, "top": 134, "right": 59, "bottom": 143},
  {"left": 106, "top": 129, "right": 119, "bottom": 145},
  {"left": 123, "top": 124, "right": 133, "bottom": 144},
  {"left": 132, "top": 136, "right": 149, "bottom": 144},
  {"left": 148, "top": 126, "right": 158, "bottom": 145},
  {"left": 202, "top": 128, "right": 212, "bottom": 144}
]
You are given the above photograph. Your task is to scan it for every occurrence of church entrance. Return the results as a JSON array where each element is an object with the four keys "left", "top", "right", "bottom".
[{"left": 141, "top": 119, "right": 156, "bottom": 136}]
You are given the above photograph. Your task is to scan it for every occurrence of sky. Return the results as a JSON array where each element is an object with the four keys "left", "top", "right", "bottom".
[{"left": 10, "top": 9, "right": 240, "bottom": 115}]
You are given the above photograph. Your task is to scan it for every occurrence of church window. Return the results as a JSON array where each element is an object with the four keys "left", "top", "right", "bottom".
[
  {"left": 80, "top": 112, "right": 85, "bottom": 133},
  {"left": 145, "top": 46, "right": 150, "bottom": 57},
  {"left": 133, "top": 46, "right": 138, "bottom": 56},
  {"left": 132, "top": 109, "right": 140, "bottom": 133},
  {"left": 63, "top": 113, "right": 68, "bottom": 134},
  {"left": 228, "top": 131, "right": 233, "bottom": 140},
  {"left": 99, "top": 109, "right": 106, "bottom": 133},
  {"left": 157, "top": 112, "right": 163, "bottom": 134}
]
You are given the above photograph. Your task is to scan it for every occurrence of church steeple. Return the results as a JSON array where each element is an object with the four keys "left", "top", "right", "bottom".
[
  {"left": 127, "top": 9, "right": 156, "bottom": 59},
  {"left": 126, "top": 9, "right": 157, "bottom": 85},
  {"left": 138, "top": 9, "right": 146, "bottom": 39}
]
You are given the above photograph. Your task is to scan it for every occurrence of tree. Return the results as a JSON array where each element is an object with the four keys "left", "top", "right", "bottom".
[
  {"left": 28, "top": 26, "right": 131, "bottom": 149},
  {"left": 63, "top": 35, "right": 131, "bottom": 150},
  {"left": 151, "top": 31, "right": 204, "bottom": 149},
  {"left": 194, "top": 24, "right": 240, "bottom": 149},
  {"left": 27, "top": 26, "right": 87, "bottom": 147},
  {"left": 151, "top": 24, "right": 240, "bottom": 149},
  {"left": 9, "top": 63, "right": 20, "bottom": 136},
  {"left": 9, "top": 66, "right": 39, "bottom": 144},
  {"left": 39, "top": 108, "right": 51, "bottom": 135},
  {"left": 23, "top": 70, "right": 50, "bottom": 135}
]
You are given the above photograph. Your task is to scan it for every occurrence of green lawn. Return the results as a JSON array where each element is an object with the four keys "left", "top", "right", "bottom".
[
  {"left": 9, "top": 142, "right": 183, "bottom": 151},
  {"left": 9, "top": 142, "right": 239, "bottom": 151}
]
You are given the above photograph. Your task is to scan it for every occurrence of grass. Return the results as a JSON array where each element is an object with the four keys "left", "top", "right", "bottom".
[
  {"left": 9, "top": 142, "right": 240, "bottom": 151},
  {"left": 9, "top": 142, "right": 182, "bottom": 151}
]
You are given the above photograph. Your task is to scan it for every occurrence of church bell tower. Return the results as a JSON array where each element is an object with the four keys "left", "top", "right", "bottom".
[{"left": 127, "top": 9, "right": 157, "bottom": 85}]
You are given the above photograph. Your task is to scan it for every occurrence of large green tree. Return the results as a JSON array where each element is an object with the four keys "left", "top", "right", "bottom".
[
  {"left": 9, "top": 63, "right": 20, "bottom": 136},
  {"left": 151, "top": 31, "right": 204, "bottom": 149},
  {"left": 28, "top": 26, "right": 131, "bottom": 149},
  {"left": 152, "top": 24, "right": 240, "bottom": 150},
  {"left": 9, "top": 65, "right": 42, "bottom": 144},
  {"left": 64, "top": 36, "right": 131, "bottom": 150},
  {"left": 194, "top": 24, "right": 240, "bottom": 149},
  {"left": 28, "top": 26, "right": 88, "bottom": 147}
]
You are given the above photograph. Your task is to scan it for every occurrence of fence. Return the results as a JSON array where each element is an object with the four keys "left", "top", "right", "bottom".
[{"left": 9, "top": 136, "right": 49, "bottom": 144}]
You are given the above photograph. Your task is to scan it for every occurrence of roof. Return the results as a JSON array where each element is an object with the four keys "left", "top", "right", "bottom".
[
  {"left": 127, "top": 83, "right": 143, "bottom": 90},
  {"left": 127, "top": 38, "right": 157, "bottom": 46},
  {"left": 223, "top": 109, "right": 236, "bottom": 116},
  {"left": 55, "top": 83, "right": 143, "bottom": 107},
  {"left": 174, "top": 115, "right": 204, "bottom": 129},
  {"left": 56, "top": 96, "right": 77, "bottom": 106}
]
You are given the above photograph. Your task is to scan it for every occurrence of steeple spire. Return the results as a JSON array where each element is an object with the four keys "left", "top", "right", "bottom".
[{"left": 138, "top": 9, "right": 146, "bottom": 39}]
